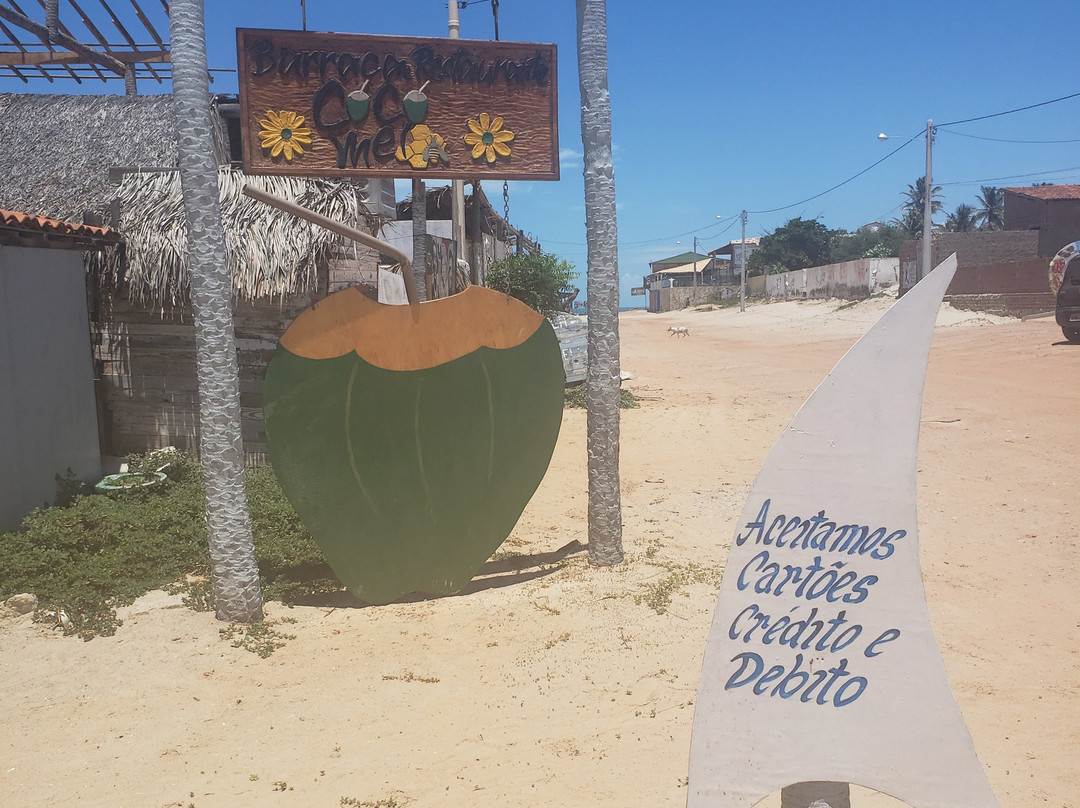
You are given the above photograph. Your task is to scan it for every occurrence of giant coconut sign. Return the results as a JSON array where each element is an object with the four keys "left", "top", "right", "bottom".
[{"left": 262, "top": 286, "right": 565, "bottom": 605}]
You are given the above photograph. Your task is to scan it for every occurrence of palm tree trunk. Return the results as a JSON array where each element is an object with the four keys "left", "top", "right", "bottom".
[
  {"left": 170, "top": 0, "right": 263, "bottom": 622},
  {"left": 576, "top": 0, "right": 623, "bottom": 566}
]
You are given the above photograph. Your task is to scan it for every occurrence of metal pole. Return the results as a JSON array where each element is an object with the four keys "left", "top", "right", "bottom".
[
  {"left": 449, "top": 1, "right": 468, "bottom": 281},
  {"left": 922, "top": 118, "right": 933, "bottom": 281},
  {"left": 739, "top": 210, "right": 746, "bottom": 312}
]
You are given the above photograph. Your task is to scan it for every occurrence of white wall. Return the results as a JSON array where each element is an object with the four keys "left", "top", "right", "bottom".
[
  {"left": 759, "top": 258, "right": 899, "bottom": 300},
  {"left": 0, "top": 245, "right": 101, "bottom": 531},
  {"left": 379, "top": 220, "right": 453, "bottom": 264}
]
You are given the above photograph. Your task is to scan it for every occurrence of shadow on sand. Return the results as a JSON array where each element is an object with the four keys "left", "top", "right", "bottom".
[{"left": 286, "top": 539, "right": 588, "bottom": 610}]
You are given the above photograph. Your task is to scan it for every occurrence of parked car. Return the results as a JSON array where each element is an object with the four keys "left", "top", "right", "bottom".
[{"left": 1057, "top": 258, "right": 1080, "bottom": 343}]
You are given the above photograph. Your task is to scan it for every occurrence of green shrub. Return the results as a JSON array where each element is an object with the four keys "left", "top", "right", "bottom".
[
  {"left": 0, "top": 458, "right": 210, "bottom": 638},
  {"left": 485, "top": 252, "right": 577, "bottom": 317},
  {"left": 564, "top": 386, "right": 640, "bottom": 409},
  {"left": 0, "top": 452, "right": 339, "bottom": 639}
]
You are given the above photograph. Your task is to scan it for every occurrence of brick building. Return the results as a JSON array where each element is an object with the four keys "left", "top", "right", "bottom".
[
  {"left": 1003, "top": 184, "right": 1080, "bottom": 257},
  {"left": 898, "top": 185, "right": 1080, "bottom": 314}
]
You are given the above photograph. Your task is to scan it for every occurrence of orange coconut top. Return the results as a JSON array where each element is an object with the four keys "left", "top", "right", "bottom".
[{"left": 279, "top": 285, "right": 546, "bottom": 370}]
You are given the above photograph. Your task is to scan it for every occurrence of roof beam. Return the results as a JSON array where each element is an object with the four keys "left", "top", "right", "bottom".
[
  {"left": 0, "top": 48, "right": 169, "bottom": 64},
  {"left": 32, "top": 0, "right": 108, "bottom": 82},
  {"left": 0, "top": 48, "right": 77, "bottom": 64},
  {"left": 0, "top": 4, "right": 126, "bottom": 75}
]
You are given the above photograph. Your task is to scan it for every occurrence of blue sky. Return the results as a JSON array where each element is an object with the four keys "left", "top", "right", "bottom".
[{"left": 4, "top": 1, "right": 1079, "bottom": 308}]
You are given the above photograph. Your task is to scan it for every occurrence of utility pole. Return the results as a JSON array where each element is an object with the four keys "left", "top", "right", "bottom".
[
  {"left": 693, "top": 235, "right": 699, "bottom": 288},
  {"left": 739, "top": 210, "right": 747, "bottom": 313},
  {"left": 922, "top": 118, "right": 934, "bottom": 282},
  {"left": 449, "top": 1, "right": 469, "bottom": 281}
]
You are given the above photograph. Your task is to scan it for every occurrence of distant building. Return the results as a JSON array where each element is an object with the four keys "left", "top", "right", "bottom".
[
  {"left": 648, "top": 251, "right": 711, "bottom": 274},
  {"left": 1003, "top": 184, "right": 1080, "bottom": 257},
  {"left": 641, "top": 251, "right": 718, "bottom": 312},
  {"left": 709, "top": 237, "right": 760, "bottom": 283}
]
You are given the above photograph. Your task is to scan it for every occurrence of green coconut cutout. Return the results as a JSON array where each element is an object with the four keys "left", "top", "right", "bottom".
[{"left": 263, "top": 285, "right": 565, "bottom": 604}]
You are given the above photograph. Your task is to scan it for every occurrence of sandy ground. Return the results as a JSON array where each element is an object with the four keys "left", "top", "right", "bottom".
[{"left": 2, "top": 294, "right": 1078, "bottom": 808}]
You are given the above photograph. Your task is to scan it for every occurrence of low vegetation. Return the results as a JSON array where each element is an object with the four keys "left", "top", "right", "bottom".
[
  {"left": 485, "top": 252, "right": 577, "bottom": 317},
  {"left": 0, "top": 451, "right": 335, "bottom": 640},
  {"left": 564, "top": 386, "right": 640, "bottom": 409}
]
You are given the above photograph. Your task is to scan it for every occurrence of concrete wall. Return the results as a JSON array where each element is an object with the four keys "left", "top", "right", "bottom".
[
  {"left": 898, "top": 231, "right": 1044, "bottom": 294},
  {"left": 0, "top": 245, "right": 102, "bottom": 531},
  {"left": 647, "top": 258, "right": 898, "bottom": 310},
  {"left": 659, "top": 284, "right": 739, "bottom": 310},
  {"left": 761, "top": 258, "right": 898, "bottom": 300}
]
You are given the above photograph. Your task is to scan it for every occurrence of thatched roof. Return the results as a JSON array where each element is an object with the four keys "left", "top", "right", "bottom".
[
  {"left": 0, "top": 92, "right": 386, "bottom": 306},
  {"left": 0, "top": 93, "right": 184, "bottom": 222},
  {"left": 94, "top": 168, "right": 380, "bottom": 307}
]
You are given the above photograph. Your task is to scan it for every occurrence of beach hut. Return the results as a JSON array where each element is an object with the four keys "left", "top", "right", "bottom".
[
  {"left": 1, "top": 92, "right": 541, "bottom": 463},
  {"left": 0, "top": 93, "right": 392, "bottom": 462}
]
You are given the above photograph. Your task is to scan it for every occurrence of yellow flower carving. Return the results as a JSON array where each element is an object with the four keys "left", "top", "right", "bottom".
[
  {"left": 395, "top": 125, "right": 449, "bottom": 169},
  {"left": 464, "top": 113, "right": 514, "bottom": 163},
  {"left": 258, "top": 110, "right": 312, "bottom": 161}
]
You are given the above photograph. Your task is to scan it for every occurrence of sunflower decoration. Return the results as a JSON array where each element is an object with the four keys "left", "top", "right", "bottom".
[
  {"left": 395, "top": 125, "right": 450, "bottom": 169},
  {"left": 464, "top": 113, "right": 514, "bottom": 164},
  {"left": 257, "top": 110, "right": 313, "bottom": 162}
]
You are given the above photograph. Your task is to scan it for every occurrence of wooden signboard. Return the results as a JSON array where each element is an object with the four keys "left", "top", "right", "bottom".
[
  {"left": 688, "top": 256, "right": 1001, "bottom": 808},
  {"left": 236, "top": 29, "right": 558, "bottom": 180}
]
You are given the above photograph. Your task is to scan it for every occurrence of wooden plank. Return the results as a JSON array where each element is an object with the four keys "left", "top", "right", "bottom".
[{"left": 236, "top": 29, "right": 559, "bottom": 181}]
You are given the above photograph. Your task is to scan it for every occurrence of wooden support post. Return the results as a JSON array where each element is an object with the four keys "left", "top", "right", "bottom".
[{"left": 411, "top": 178, "right": 428, "bottom": 302}]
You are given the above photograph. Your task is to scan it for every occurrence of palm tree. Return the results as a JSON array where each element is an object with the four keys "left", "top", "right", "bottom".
[
  {"left": 975, "top": 185, "right": 1004, "bottom": 230},
  {"left": 899, "top": 176, "right": 943, "bottom": 236},
  {"left": 576, "top": 0, "right": 623, "bottom": 567},
  {"left": 170, "top": 0, "right": 263, "bottom": 622},
  {"left": 945, "top": 203, "right": 980, "bottom": 232},
  {"left": 892, "top": 207, "right": 922, "bottom": 238}
]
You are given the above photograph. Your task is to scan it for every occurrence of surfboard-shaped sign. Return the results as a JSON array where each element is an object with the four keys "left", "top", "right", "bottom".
[{"left": 688, "top": 255, "right": 1000, "bottom": 808}]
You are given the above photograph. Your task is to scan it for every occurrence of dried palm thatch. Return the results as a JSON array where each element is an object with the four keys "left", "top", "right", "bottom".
[
  {"left": 0, "top": 93, "right": 180, "bottom": 222},
  {"left": 96, "top": 168, "right": 381, "bottom": 307}
]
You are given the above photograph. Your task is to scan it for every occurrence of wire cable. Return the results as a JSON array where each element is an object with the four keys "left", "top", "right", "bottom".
[
  {"left": 937, "top": 90, "right": 1080, "bottom": 127},
  {"left": 745, "top": 130, "right": 921, "bottom": 215},
  {"left": 937, "top": 165, "right": 1080, "bottom": 187},
  {"left": 937, "top": 128, "right": 1080, "bottom": 145}
]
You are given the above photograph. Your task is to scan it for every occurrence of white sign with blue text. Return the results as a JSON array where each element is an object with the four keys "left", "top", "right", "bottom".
[{"left": 688, "top": 255, "right": 1000, "bottom": 808}]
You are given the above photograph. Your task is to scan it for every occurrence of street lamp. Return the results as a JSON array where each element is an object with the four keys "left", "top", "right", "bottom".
[{"left": 879, "top": 119, "right": 935, "bottom": 284}]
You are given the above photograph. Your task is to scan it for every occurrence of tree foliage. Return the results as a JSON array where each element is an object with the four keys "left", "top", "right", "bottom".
[
  {"left": 975, "top": 185, "right": 1004, "bottom": 231},
  {"left": 485, "top": 252, "right": 578, "bottom": 318},
  {"left": 746, "top": 217, "right": 834, "bottom": 276},
  {"left": 895, "top": 176, "right": 944, "bottom": 236},
  {"left": 828, "top": 225, "right": 907, "bottom": 262},
  {"left": 945, "top": 203, "right": 980, "bottom": 232}
]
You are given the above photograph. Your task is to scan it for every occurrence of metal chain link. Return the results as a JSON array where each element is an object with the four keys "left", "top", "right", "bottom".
[{"left": 503, "top": 180, "right": 510, "bottom": 223}]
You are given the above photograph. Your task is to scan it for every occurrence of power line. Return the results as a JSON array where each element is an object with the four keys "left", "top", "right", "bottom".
[
  {"left": 734, "top": 92, "right": 1080, "bottom": 219},
  {"left": 937, "top": 90, "right": 1080, "bottom": 127},
  {"left": 938, "top": 165, "right": 1080, "bottom": 187},
  {"left": 547, "top": 91, "right": 1080, "bottom": 252},
  {"left": 938, "top": 128, "right": 1080, "bottom": 145},
  {"left": 745, "top": 131, "right": 921, "bottom": 215}
]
